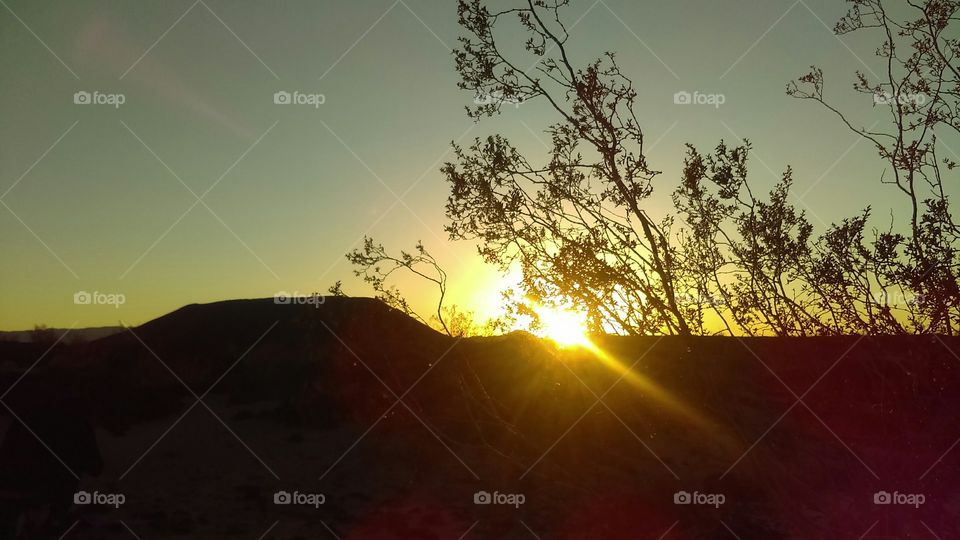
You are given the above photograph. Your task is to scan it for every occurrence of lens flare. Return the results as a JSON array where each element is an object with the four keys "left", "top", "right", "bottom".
[{"left": 531, "top": 304, "right": 591, "bottom": 347}]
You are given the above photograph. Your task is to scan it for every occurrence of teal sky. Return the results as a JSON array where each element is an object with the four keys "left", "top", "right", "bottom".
[{"left": 1, "top": 0, "right": 957, "bottom": 330}]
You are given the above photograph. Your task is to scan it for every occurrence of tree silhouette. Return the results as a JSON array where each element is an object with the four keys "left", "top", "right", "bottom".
[
  {"left": 439, "top": 0, "right": 958, "bottom": 336},
  {"left": 444, "top": 0, "right": 691, "bottom": 335},
  {"left": 788, "top": 0, "right": 959, "bottom": 334},
  {"left": 342, "top": 0, "right": 957, "bottom": 336},
  {"left": 345, "top": 237, "right": 453, "bottom": 335}
]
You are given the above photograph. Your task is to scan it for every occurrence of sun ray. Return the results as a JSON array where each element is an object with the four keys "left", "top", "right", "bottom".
[{"left": 520, "top": 302, "right": 742, "bottom": 455}]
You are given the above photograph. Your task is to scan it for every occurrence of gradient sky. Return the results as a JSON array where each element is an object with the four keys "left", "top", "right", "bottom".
[{"left": 1, "top": 0, "right": 957, "bottom": 330}]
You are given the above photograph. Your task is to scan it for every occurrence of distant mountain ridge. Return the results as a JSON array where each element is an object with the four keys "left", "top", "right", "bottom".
[{"left": 0, "top": 326, "right": 124, "bottom": 343}]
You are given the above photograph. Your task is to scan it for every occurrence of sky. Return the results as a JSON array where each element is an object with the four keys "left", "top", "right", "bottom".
[{"left": 1, "top": 0, "right": 957, "bottom": 331}]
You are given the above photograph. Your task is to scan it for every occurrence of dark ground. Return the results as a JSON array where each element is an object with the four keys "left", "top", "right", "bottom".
[{"left": 1, "top": 298, "right": 958, "bottom": 539}]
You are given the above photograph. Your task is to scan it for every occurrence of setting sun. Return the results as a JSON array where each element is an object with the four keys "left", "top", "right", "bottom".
[{"left": 531, "top": 304, "right": 591, "bottom": 348}]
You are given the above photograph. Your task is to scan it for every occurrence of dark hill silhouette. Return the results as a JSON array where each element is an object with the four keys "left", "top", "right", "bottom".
[
  {"left": 15, "top": 298, "right": 456, "bottom": 431},
  {"left": 1, "top": 298, "right": 959, "bottom": 538}
]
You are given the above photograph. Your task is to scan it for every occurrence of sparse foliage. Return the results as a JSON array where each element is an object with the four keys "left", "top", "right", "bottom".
[
  {"left": 445, "top": 0, "right": 691, "bottom": 335},
  {"left": 440, "top": 0, "right": 958, "bottom": 336},
  {"left": 30, "top": 324, "right": 59, "bottom": 346},
  {"left": 341, "top": 238, "right": 503, "bottom": 336},
  {"left": 345, "top": 237, "right": 452, "bottom": 335},
  {"left": 327, "top": 280, "right": 346, "bottom": 297},
  {"left": 787, "top": 0, "right": 960, "bottom": 333}
]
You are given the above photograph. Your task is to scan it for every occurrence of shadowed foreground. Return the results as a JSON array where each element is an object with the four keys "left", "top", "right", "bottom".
[{"left": 1, "top": 298, "right": 958, "bottom": 539}]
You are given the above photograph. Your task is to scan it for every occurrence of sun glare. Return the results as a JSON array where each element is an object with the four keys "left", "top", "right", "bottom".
[{"left": 532, "top": 304, "right": 591, "bottom": 347}]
